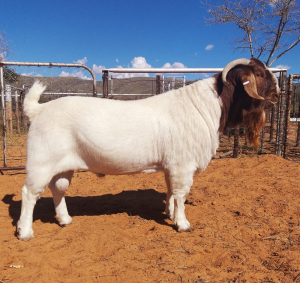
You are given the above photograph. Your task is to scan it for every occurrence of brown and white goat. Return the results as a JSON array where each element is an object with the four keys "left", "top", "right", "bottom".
[{"left": 17, "top": 58, "right": 279, "bottom": 241}]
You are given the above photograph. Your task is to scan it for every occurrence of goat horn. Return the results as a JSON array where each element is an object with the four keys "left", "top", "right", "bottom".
[{"left": 222, "top": 58, "right": 251, "bottom": 84}]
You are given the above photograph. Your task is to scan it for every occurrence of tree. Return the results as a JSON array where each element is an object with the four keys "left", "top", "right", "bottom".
[
  {"left": 0, "top": 31, "right": 10, "bottom": 61},
  {"left": 0, "top": 31, "right": 19, "bottom": 83},
  {"left": 204, "top": 0, "right": 300, "bottom": 66}
]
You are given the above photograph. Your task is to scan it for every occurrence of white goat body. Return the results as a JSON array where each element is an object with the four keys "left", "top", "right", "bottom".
[
  {"left": 26, "top": 79, "right": 221, "bottom": 177},
  {"left": 17, "top": 78, "right": 221, "bottom": 241},
  {"left": 17, "top": 58, "right": 279, "bottom": 241}
]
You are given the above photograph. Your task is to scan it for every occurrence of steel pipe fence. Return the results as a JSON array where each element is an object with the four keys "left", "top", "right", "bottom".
[
  {"left": 102, "top": 68, "right": 289, "bottom": 160},
  {"left": 282, "top": 74, "right": 300, "bottom": 161},
  {"left": 0, "top": 62, "right": 98, "bottom": 171},
  {"left": 0, "top": 61, "right": 291, "bottom": 171}
]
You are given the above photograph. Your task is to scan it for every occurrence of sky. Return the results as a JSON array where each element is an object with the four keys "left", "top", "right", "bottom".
[{"left": 1, "top": 0, "right": 300, "bottom": 81}]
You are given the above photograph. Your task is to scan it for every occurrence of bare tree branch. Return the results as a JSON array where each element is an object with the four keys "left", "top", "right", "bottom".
[
  {"left": 269, "top": 35, "right": 300, "bottom": 66},
  {"left": 0, "top": 31, "right": 10, "bottom": 61},
  {"left": 204, "top": 0, "right": 300, "bottom": 66}
]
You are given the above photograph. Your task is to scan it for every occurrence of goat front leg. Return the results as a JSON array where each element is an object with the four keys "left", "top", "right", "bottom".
[
  {"left": 164, "top": 171, "right": 174, "bottom": 220},
  {"left": 167, "top": 168, "right": 195, "bottom": 232}
]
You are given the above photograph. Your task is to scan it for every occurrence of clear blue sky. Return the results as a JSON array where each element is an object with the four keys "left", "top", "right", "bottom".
[{"left": 1, "top": 0, "right": 299, "bottom": 80}]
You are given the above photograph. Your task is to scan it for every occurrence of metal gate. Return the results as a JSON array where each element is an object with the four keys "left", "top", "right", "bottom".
[{"left": 0, "top": 61, "right": 97, "bottom": 171}]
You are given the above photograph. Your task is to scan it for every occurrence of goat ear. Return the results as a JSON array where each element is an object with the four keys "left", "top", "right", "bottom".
[{"left": 242, "top": 73, "right": 264, "bottom": 100}]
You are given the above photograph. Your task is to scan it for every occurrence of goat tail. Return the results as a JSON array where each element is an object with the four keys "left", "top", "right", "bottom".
[{"left": 24, "top": 81, "right": 46, "bottom": 122}]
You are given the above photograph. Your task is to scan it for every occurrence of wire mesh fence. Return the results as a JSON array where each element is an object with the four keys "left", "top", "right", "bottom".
[
  {"left": 0, "top": 63, "right": 97, "bottom": 170},
  {"left": 106, "top": 75, "right": 193, "bottom": 99},
  {"left": 0, "top": 61, "right": 297, "bottom": 171},
  {"left": 108, "top": 76, "right": 157, "bottom": 99}
]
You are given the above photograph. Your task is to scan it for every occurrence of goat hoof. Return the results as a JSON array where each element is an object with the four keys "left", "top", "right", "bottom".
[
  {"left": 17, "top": 227, "right": 34, "bottom": 241},
  {"left": 18, "top": 234, "right": 33, "bottom": 241},
  {"left": 96, "top": 173, "right": 105, "bottom": 177},
  {"left": 177, "top": 220, "right": 194, "bottom": 232},
  {"left": 56, "top": 215, "right": 73, "bottom": 227},
  {"left": 178, "top": 225, "right": 194, "bottom": 232}
]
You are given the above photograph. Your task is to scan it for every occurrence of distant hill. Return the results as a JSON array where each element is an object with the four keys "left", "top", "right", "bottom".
[
  {"left": 11, "top": 75, "right": 195, "bottom": 97},
  {"left": 12, "top": 76, "right": 101, "bottom": 94}
]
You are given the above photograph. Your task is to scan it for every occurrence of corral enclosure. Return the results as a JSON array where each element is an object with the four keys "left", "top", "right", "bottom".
[
  {"left": 1, "top": 63, "right": 300, "bottom": 170},
  {"left": 0, "top": 63, "right": 300, "bottom": 282}
]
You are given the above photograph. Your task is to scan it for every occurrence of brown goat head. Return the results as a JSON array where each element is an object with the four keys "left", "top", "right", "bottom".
[{"left": 217, "top": 58, "right": 280, "bottom": 148}]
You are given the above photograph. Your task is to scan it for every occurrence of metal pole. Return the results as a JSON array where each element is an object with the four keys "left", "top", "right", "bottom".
[
  {"left": 105, "top": 67, "right": 286, "bottom": 74},
  {"left": 2, "top": 61, "right": 97, "bottom": 97},
  {"left": 0, "top": 64, "right": 7, "bottom": 167},
  {"left": 283, "top": 74, "right": 294, "bottom": 158},
  {"left": 110, "top": 75, "right": 113, "bottom": 96},
  {"left": 172, "top": 76, "right": 175, "bottom": 90},
  {"left": 233, "top": 126, "right": 239, "bottom": 158},
  {"left": 5, "top": 84, "right": 12, "bottom": 135},
  {"left": 156, "top": 75, "right": 161, "bottom": 95},
  {"left": 297, "top": 86, "right": 300, "bottom": 147},
  {"left": 278, "top": 71, "right": 287, "bottom": 156},
  {"left": 269, "top": 105, "right": 275, "bottom": 141},
  {"left": 102, "top": 70, "right": 109, "bottom": 98},
  {"left": 275, "top": 73, "right": 285, "bottom": 156},
  {"left": 297, "top": 123, "right": 300, "bottom": 147},
  {"left": 15, "top": 90, "right": 20, "bottom": 133}
]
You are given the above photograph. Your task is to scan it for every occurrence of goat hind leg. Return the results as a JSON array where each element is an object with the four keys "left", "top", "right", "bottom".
[
  {"left": 17, "top": 184, "right": 45, "bottom": 241},
  {"left": 49, "top": 171, "right": 74, "bottom": 227}
]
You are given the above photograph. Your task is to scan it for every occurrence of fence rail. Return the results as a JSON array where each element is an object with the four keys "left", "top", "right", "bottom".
[
  {"left": 283, "top": 74, "right": 300, "bottom": 159},
  {"left": 0, "top": 61, "right": 98, "bottom": 171},
  {"left": 1, "top": 61, "right": 97, "bottom": 97},
  {"left": 1, "top": 61, "right": 297, "bottom": 172}
]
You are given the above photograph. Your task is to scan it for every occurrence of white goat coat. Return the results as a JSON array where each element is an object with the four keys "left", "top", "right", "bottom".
[
  {"left": 26, "top": 78, "right": 222, "bottom": 181},
  {"left": 17, "top": 78, "right": 222, "bottom": 241},
  {"left": 17, "top": 57, "right": 280, "bottom": 241}
]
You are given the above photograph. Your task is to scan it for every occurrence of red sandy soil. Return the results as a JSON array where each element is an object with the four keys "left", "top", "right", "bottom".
[{"left": 1, "top": 155, "right": 300, "bottom": 283}]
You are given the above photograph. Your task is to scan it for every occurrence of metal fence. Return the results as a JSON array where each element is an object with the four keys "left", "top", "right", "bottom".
[
  {"left": 102, "top": 67, "right": 293, "bottom": 160},
  {"left": 0, "top": 61, "right": 296, "bottom": 172},
  {"left": 0, "top": 62, "right": 97, "bottom": 171},
  {"left": 283, "top": 74, "right": 300, "bottom": 160}
]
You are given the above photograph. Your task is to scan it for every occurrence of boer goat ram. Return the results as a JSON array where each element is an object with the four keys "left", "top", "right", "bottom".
[{"left": 17, "top": 58, "right": 279, "bottom": 241}]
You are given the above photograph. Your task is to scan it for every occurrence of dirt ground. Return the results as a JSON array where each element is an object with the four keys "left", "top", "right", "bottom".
[{"left": 1, "top": 155, "right": 300, "bottom": 283}]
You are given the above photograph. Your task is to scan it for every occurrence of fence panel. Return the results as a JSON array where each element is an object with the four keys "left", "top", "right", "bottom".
[
  {"left": 283, "top": 75, "right": 300, "bottom": 161},
  {"left": 105, "top": 69, "right": 287, "bottom": 160},
  {"left": 0, "top": 63, "right": 289, "bottom": 171},
  {"left": 0, "top": 62, "right": 97, "bottom": 170}
]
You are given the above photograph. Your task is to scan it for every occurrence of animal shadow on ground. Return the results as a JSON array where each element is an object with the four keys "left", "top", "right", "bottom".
[{"left": 2, "top": 189, "right": 171, "bottom": 229}]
